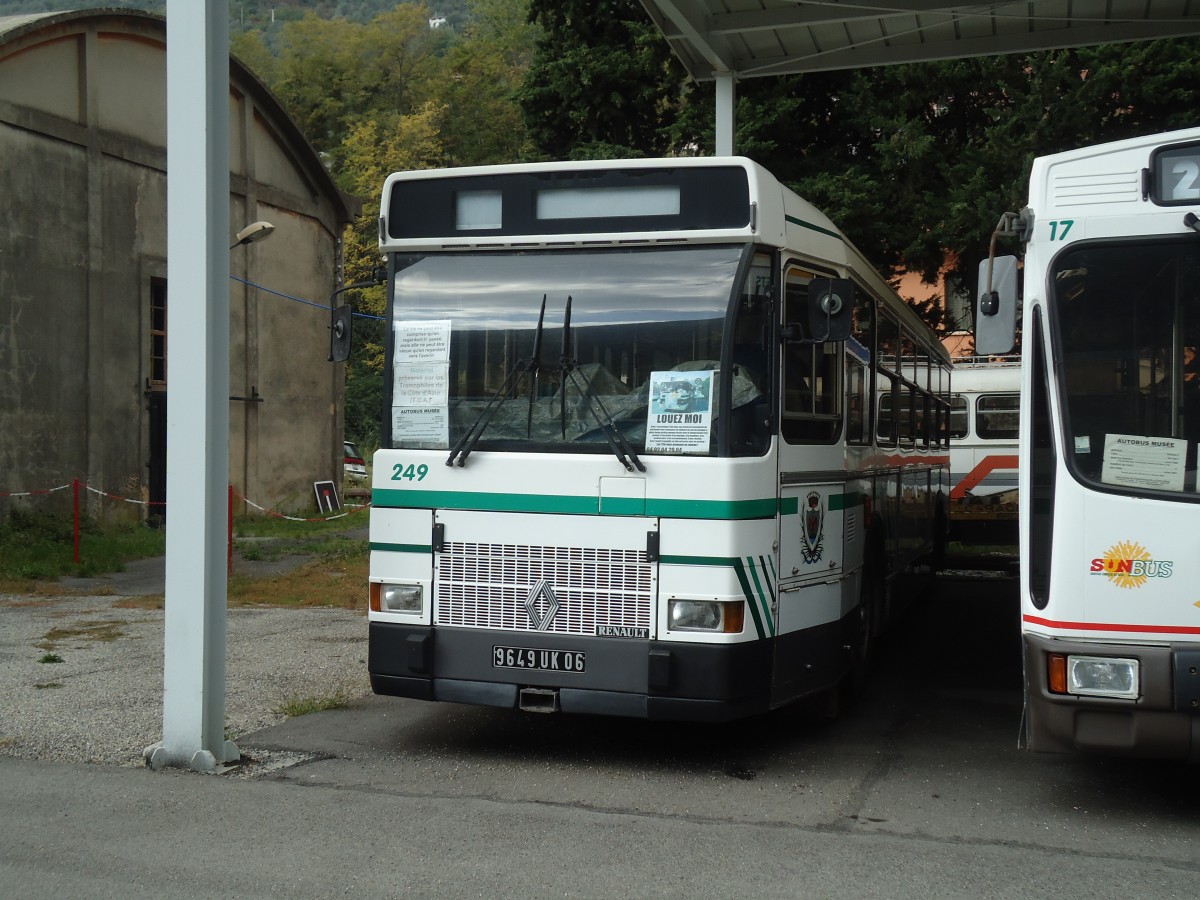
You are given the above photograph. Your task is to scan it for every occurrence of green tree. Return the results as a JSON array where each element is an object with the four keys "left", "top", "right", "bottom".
[
  {"left": 521, "top": 7, "right": 1200, "bottom": 329},
  {"left": 251, "top": 6, "right": 446, "bottom": 169},
  {"left": 232, "top": 1, "right": 539, "bottom": 446},
  {"left": 337, "top": 101, "right": 447, "bottom": 447},
  {"left": 519, "top": 0, "right": 684, "bottom": 159},
  {"left": 437, "top": 0, "right": 536, "bottom": 165}
]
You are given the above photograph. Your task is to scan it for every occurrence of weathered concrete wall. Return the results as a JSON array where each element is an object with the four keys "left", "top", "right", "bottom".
[{"left": 0, "top": 11, "right": 355, "bottom": 522}]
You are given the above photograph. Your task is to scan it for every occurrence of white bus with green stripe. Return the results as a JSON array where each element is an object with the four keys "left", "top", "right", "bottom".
[{"left": 368, "top": 157, "right": 950, "bottom": 721}]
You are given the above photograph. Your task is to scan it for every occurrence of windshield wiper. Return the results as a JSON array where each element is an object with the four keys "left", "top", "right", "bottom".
[
  {"left": 446, "top": 294, "right": 547, "bottom": 467},
  {"left": 559, "top": 295, "right": 646, "bottom": 473}
]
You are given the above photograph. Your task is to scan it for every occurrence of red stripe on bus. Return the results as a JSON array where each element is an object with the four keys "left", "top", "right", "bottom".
[
  {"left": 1023, "top": 614, "right": 1200, "bottom": 635},
  {"left": 950, "top": 454, "right": 1019, "bottom": 499}
]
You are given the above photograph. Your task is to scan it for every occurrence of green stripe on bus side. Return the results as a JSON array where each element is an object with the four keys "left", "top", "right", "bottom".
[
  {"left": 660, "top": 554, "right": 770, "bottom": 640},
  {"left": 744, "top": 556, "right": 776, "bottom": 637},
  {"left": 784, "top": 214, "right": 844, "bottom": 241},
  {"left": 779, "top": 491, "right": 862, "bottom": 514},
  {"left": 373, "top": 488, "right": 779, "bottom": 520},
  {"left": 599, "top": 496, "right": 646, "bottom": 516},
  {"left": 731, "top": 559, "right": 768, "bottom": 640},
  {"left": 369, "top": 542, "right": 432, "bottom": 554},
  {"left": 828, "top": 491, "right": 865, "bottom": 511},
  {"left": 373, "top": 488, "right": 597, "bottom": 514},
  {"left": 645, "top": 497, "right": 777, "bottom": 519}
]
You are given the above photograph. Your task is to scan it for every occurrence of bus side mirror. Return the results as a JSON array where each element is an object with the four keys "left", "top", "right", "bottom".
[
  {"left": 808, "top": 278, "right": 854, "bottom": 342},
  {"left": 329, "top": 304, "right": 352, "bottom": 362},
  {"left": 975, "top": 256, "right": 1018, "bottom": 355}
]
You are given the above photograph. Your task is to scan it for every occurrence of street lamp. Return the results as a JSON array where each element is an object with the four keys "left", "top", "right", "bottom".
[{"left": 229, "top": 220, "right": 275, "bottom": 249}]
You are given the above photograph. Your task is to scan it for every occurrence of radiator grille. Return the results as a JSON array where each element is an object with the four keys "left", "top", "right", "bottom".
[{"left": 436, "top": 541, "right": 653, "bottom": 635}]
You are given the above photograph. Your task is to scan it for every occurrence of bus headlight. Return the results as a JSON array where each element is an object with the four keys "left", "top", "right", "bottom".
[
  {"left": 1049, "top": 653, "right": 1139, "bottom": 699},
  {"left": 668, "top": 599, "right": 745, "bottom": 633},
  {"left": 371, "top": 582, "right": 423, "bottom": 614}
]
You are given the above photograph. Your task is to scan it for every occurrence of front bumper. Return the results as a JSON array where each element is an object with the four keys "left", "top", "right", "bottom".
[
  {"left": 369, "top": 622, "right": 773, "bottom": 722},
  {"left": 1024, "top": 633, "right": 1200, "bottom": 761}
]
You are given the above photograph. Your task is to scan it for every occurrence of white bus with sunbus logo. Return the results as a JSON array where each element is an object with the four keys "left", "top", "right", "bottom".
[
  {"left": 977, "top": 126, "right": 1200, "bottom": 759},
  {"left": 367, "top": 157, "right": 950, "bottom": 721}
]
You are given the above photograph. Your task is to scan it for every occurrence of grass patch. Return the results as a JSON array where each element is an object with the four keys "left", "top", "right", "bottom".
[
  {"left": 112, "top": 595, "right": 164, "bottom": 610},
  {"left": 0, "top": 595, "right": 61, "bottom": 606},
  {"left": 38, "top": 653, "right": 64, "bottom": 664},
  {"left": 274, "top": 689, "right": 352, "bottom": 718},
  {"left": 109, "top": 540, "right": 368, "bottom": 611},
  {"left": 39, "top": 620, "right": 128, "bottom": 650},
  {"left": 228, "top": 554, "right": 368, "bottom": 609},
  {"left": 0, "top": 511, "right": 164, "bottom": 581},
  {"left": 0, "top": 505, "right": 368, "bottom": 593},
  {"left": 232, "top": 510, "right": 369, "bottom": 540},
  {"left": 232, "top": 533, "right": 367, "bottom": 564}
]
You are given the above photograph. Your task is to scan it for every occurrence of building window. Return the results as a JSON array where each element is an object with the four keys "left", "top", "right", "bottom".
[{"left": 150, "top": 277, "right": 167, "bottom": 388}]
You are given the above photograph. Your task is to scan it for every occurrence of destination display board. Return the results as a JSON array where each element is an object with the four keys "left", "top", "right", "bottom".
[{"left": 386, "top": 165, "right": 751, "bottom": 239}]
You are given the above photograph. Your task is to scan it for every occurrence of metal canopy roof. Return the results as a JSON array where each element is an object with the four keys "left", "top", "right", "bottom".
[{"left": 638, "top": 1, "right": 1200, "bottom": 81}]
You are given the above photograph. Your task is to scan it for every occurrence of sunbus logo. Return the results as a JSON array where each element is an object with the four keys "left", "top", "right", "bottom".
[{"left": 1090, "top": 540, "right": 1174, "bottom": 589}]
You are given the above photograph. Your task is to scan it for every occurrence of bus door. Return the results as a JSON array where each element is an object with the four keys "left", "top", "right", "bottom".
[{"left": 774, "top": 478, "right": 846, "bottom": 702}]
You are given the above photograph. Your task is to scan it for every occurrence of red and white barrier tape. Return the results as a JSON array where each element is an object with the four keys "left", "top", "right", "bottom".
[
  {"left": 0, "top": 483, "right": 72, "bottom": 498},
  {"left": 232, "top": 487, "right": 370, "bottom": 523},
  {"left": 3, "top": 481, "right": 369, "bottom": 522}
]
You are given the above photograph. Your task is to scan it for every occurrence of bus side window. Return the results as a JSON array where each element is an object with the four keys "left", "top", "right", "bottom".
[
  {"left": 977, "top": 393, "right": 1019, "bottom": 440},
  {"left": 728, "top": 268, "right": 774, "bottom": 457},
  {"left": 877, "top": 373, "right": 896, "bottom": 445},
  {"left": 848, "top": 293, "right": 874, "bottom": 446},
  {"left": 782, "top": 268, "right": 841, "bottom": 442},
  {"left": 876, "top": 310, "right": 900, "bottom": 446},
  {"left": 949, "top": 395, "right": 968, "bottom": 439},
  {"left": 847, "top": 361, "right": 869, "bottom": 444}
]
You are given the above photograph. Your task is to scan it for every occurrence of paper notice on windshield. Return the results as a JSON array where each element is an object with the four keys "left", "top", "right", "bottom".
[
  {"left": 645, "top": 370, "right": 714, "bottom": 454},
  {"left": 392, "top": 320, "right": 451, "bottom": 445},
  {"left": 394, "top": 319, "right": 451, "bottom": 363},
  {"left": 393, "top": 365, "right": 449, "bottom": 407},
  {"left": 391, "top": 406, "right": 448, "bottom": 445},
  {"left": 1101, "top": 433, "right": 1186, "bottom": 491}
]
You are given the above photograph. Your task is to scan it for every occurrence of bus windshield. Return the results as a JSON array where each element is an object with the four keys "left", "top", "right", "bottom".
[
  {"left": 1052, "top": 239, "right": 1200, "bottom": 496},
  {"left": 387, "top": 245, "right": 770, "bottom": 457}
]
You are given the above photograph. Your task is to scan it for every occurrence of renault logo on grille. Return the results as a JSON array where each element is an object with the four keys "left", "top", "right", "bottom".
[{"left": 524, "top": 578, "right": 559, "bottom": 631}]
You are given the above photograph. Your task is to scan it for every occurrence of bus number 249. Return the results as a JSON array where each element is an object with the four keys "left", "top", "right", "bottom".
[{"left": 391, "top": 463, "right": 429, "bottom": 481}]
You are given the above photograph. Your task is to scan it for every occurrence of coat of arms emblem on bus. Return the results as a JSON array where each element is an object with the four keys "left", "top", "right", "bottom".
[
  {"left": 525, "top": 578, "right": 560, "bottom": 631},
  {"left": 801, "top": 491, "right": 825, "bottom": 564}
]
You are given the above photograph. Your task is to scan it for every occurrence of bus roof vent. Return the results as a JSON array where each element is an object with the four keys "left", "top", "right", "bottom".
[{"left": 1051, "top": 170, "right": 1140, "bottom": 208}]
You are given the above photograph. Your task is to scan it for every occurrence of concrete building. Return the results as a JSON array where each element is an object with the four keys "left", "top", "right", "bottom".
[{"left": 0, "top": 9, "right": 358, "bottom": 521}]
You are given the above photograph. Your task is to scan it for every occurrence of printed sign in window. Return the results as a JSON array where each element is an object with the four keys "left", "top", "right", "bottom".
[
  {"left": 392, "top": 319, "right": 451, "bottom": 445},
  {"left": 645, "top": 371, "right": 713, "bottom": 454},
  {"left": 1101, "top": 433, "right": 1186, "bottom": 492}
]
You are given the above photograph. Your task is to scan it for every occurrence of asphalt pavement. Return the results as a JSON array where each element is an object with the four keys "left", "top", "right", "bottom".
[{"left": 4, "top": 564, "right": 1200, "bottom": 898}]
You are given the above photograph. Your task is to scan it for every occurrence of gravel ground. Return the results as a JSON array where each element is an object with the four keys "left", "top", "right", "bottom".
[{"left": 0, "top": 589, "right": 370, "bottom": 768}]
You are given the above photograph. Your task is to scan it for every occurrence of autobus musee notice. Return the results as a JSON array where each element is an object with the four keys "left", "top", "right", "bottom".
[
  {"left": 367, "top": 157, "right": 950, "bottom": 722},
  {"left": 977, "top": 126, "right": 1200, "bottom": 758}
]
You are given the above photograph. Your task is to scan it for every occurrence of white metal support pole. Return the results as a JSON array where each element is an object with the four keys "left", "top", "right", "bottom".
[
  {"left": 146, "top": 0, "right": 238, "bottom": 772},
  {"left": 715, "top": 72, "right": 736, "bottom": 156}
]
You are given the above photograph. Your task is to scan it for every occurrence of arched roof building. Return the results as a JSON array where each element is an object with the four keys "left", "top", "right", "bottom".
[{"left": 0, "top": 9, "right": 359, "bottom": 520}]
